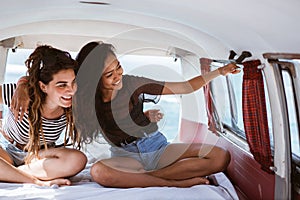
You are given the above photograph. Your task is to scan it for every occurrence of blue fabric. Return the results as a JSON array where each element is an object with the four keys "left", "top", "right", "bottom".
[
  {"left": 110, "top": 131, "right": 169, "bottom": 171},
  {"left": 0, "top": 132, "right": 27, "bottom": 166}
]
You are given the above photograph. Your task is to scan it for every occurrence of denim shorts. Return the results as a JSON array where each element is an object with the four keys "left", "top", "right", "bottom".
[
  {"left": 0, "top": 133, "right": 27, "bottom": 166},
  {"left": 110, "top": 131, "right": 169, "bottom": 171}
]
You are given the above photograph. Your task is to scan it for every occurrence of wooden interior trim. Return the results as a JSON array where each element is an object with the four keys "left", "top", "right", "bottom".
[{"left": 263, "top": 53, "right": 300, "bottom": 60}]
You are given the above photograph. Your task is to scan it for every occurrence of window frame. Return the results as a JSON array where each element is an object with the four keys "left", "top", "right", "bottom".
[{"left": 263, "top": 53, "right": 300, "bottom": 199}]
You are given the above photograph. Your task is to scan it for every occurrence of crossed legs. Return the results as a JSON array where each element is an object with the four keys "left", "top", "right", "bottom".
[
  {"left": 0, "top": 147, "right": 87, "bottom": 186},
  {"left": 90, "top": 143, "right": 230, "bottom": 188}
]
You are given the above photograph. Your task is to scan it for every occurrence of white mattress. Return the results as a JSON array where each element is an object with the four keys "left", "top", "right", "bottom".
[{"left": 0, "top": 142, "right": 239, "bottom": 200}]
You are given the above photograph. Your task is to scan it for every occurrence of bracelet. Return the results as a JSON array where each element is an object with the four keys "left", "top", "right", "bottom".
[{"left": 17, "top": 77, "right": 28, "bottom": 86}]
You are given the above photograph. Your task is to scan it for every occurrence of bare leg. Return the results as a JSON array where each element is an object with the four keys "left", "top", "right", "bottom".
[
  {"left": 90, "top": 157, "right": 209, "bottom": 188},
  {"left": 0, "top": 146, "right": 13, "bottom": 164},
  {"left": 18, "top": 148, "right": 87, "bottom": 180},
  {"left": 90, "top": 143, "right": 230, "bottom": 188},
  {"left": 0, "top": 157, "right": 71, "bottom": 186},
  {"left": 149, "top": 143, "right": 231, "bottom": 180}
]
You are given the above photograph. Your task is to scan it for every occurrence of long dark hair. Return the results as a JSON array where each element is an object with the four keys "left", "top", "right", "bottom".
[
  {"left": 74, "top": 41, "right": 116, "bottom": 143},
  {"left": 25, "top": 45, "right": 80, "bottom": 162}
]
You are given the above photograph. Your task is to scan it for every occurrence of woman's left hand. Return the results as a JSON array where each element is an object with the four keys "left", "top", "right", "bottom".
[{"left": 144, "top": 109, "right": 164, "bottom": 122}]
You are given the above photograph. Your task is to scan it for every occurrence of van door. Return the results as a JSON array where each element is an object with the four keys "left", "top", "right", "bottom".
[{"left": 264, "top": 53, "right": 300, "bottom": 200}]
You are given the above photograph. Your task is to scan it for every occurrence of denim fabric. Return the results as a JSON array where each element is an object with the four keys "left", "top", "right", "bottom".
[
  {"left": 0, "top": 133, "right": 27, "bottom": 166},
  {"left": 110, "top": 131, "right": 169, "bottom": 171}
]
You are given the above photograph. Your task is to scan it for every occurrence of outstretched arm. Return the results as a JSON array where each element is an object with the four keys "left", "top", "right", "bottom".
[{"left": 162, "top": 63, "right": 239, "bottom": 95}]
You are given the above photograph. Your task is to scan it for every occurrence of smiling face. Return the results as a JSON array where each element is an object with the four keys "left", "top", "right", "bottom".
[
  {"left": 39, "top": 68, "right": 77, "bottom": 109},
  {"left": 100, "top": 53, "right": 124, "bottom": 92}
]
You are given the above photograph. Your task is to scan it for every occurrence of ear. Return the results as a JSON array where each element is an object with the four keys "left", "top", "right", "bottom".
[{"left": 39, "top": 81, "right": 47, "bottom": 93}]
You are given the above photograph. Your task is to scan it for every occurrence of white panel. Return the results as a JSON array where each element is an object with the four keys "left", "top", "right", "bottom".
[{"left": 181, "top": 55, "right": 207, "bottom": 124}]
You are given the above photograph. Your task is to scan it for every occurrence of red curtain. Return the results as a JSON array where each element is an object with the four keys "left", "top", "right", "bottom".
[
  {"left": 242, "top": 60, "right": 274, "bottom": 173},
  {"left": 200, "top": 58, "right": 216, "bottom": 133}
]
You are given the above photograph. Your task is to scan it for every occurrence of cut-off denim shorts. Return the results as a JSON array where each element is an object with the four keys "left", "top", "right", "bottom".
[
  {"left": 0, "top": 132, "right": 27, "bottom": 166},
  {"left": 110, "top": 131, "right": 169, "bottom": 171}
]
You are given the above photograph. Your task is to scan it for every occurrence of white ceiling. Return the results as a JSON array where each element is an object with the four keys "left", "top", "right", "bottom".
[{"left": 0, "top": 0, "right": 299, "bottom": 59}]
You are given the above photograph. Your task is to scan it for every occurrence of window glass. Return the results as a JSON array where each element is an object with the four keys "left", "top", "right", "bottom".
[
  {"left": 5, "top": 49, "right": 30, "bottom": 82},
  {"left": 263, "top": 73, "right": 274, "bottom": 148},
  {"left": 282, "top": 70, "right": 300, "bottom": 157},
  {"left": 227, "top": 70, "right": 245, "bottom": 132},
  {"left": 211, "top": 65, "right": 273, "bottom": 147},
  {"left": 120, "top": 55, "right": 182, "bottom": 142},
  {"left": 211, "top": 75, "right": 231, "bottom": 127},
  {"left": 143, "top": 96, "right": 181, "bottom": 141}
]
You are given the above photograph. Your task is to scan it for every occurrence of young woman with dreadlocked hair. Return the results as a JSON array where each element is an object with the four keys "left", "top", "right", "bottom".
[{"left": 0, "top": 45, "right": 87, "bottom": 187}]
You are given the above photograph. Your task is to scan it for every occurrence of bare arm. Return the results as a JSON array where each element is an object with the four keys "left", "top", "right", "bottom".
[
  {"left": 162, "top": 63, "right": 239, "bottom": 94},
  {"left": 10, "top": 76, "right": 30, "bottom": 121}
]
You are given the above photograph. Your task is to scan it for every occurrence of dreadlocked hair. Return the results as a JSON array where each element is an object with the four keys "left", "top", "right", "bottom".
[{"left": 23, "top": 45, "right": 81, "bottom": 163}]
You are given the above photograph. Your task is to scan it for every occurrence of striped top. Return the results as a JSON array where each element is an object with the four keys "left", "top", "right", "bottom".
[{"left": 2, "top": 83, "right": 67, "bottom": 145}]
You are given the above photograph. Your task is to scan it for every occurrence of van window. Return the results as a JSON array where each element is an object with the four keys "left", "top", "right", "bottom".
[
  {"left": 211, "top": 64, "right": 273, "bottom": 148},
  {"left": 120, "top": 55, "right": 182, "bottom": 142},
  {"left": 281, "top": 68, "right": 300, "bottom": 158},
  {"left": 5, "top": 49, "right": 29, "bottom": 82}
]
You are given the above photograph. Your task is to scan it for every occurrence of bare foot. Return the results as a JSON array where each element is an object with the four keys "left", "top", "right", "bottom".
[
  {"left": 173, "top": 177, "right": 209, "bottom": 187},
  {"left": 35, "top": 178, "right": 71, "bottom": 187}
]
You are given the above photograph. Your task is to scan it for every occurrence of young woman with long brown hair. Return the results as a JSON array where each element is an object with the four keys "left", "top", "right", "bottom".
[
  {"left": 0, "top": 45, "right": 87, "bottom": 186},
  {"left": 73, "top": 41, "right": 239, "bottom": 188}
]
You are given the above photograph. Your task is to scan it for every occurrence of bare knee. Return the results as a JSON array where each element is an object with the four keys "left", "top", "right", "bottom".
[
  {"left": 90, "top": 161, "right": 118, "bottom": 187},
  {"left": 64, "top": 150, "right": 87, "bottom": 175},
  {"left": 72, "top": 151, "right": 87, "bottom": 172},
  {"left": 214, "top": 148, "right": 231, "bottom": 172}
]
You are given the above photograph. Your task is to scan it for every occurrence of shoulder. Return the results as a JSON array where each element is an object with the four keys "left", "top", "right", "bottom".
[
  {"left": 124, "top": 74, "right": 163, "bottom": 85},
  {"left": 122, "top": 74, "right": 144, "bottom": 87},
  {"left": 123, "top": 74, "right": 141, "bottom": 81}
]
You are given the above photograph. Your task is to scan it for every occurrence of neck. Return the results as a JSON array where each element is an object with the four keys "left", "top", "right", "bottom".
[
  {"left": 101, "top": 89, "right": 118, "bottom": 102},
  {"left": 41, "top": 104, "right": 64, "bottom": 119}
]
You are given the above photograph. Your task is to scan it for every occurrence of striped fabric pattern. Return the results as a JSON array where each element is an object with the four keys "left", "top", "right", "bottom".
[
  {"left": 2, "top": 83, "right": 16, "bottom": 107},
  {"left": 2, "top": 83, "right": 66, "bottom": 145}
]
